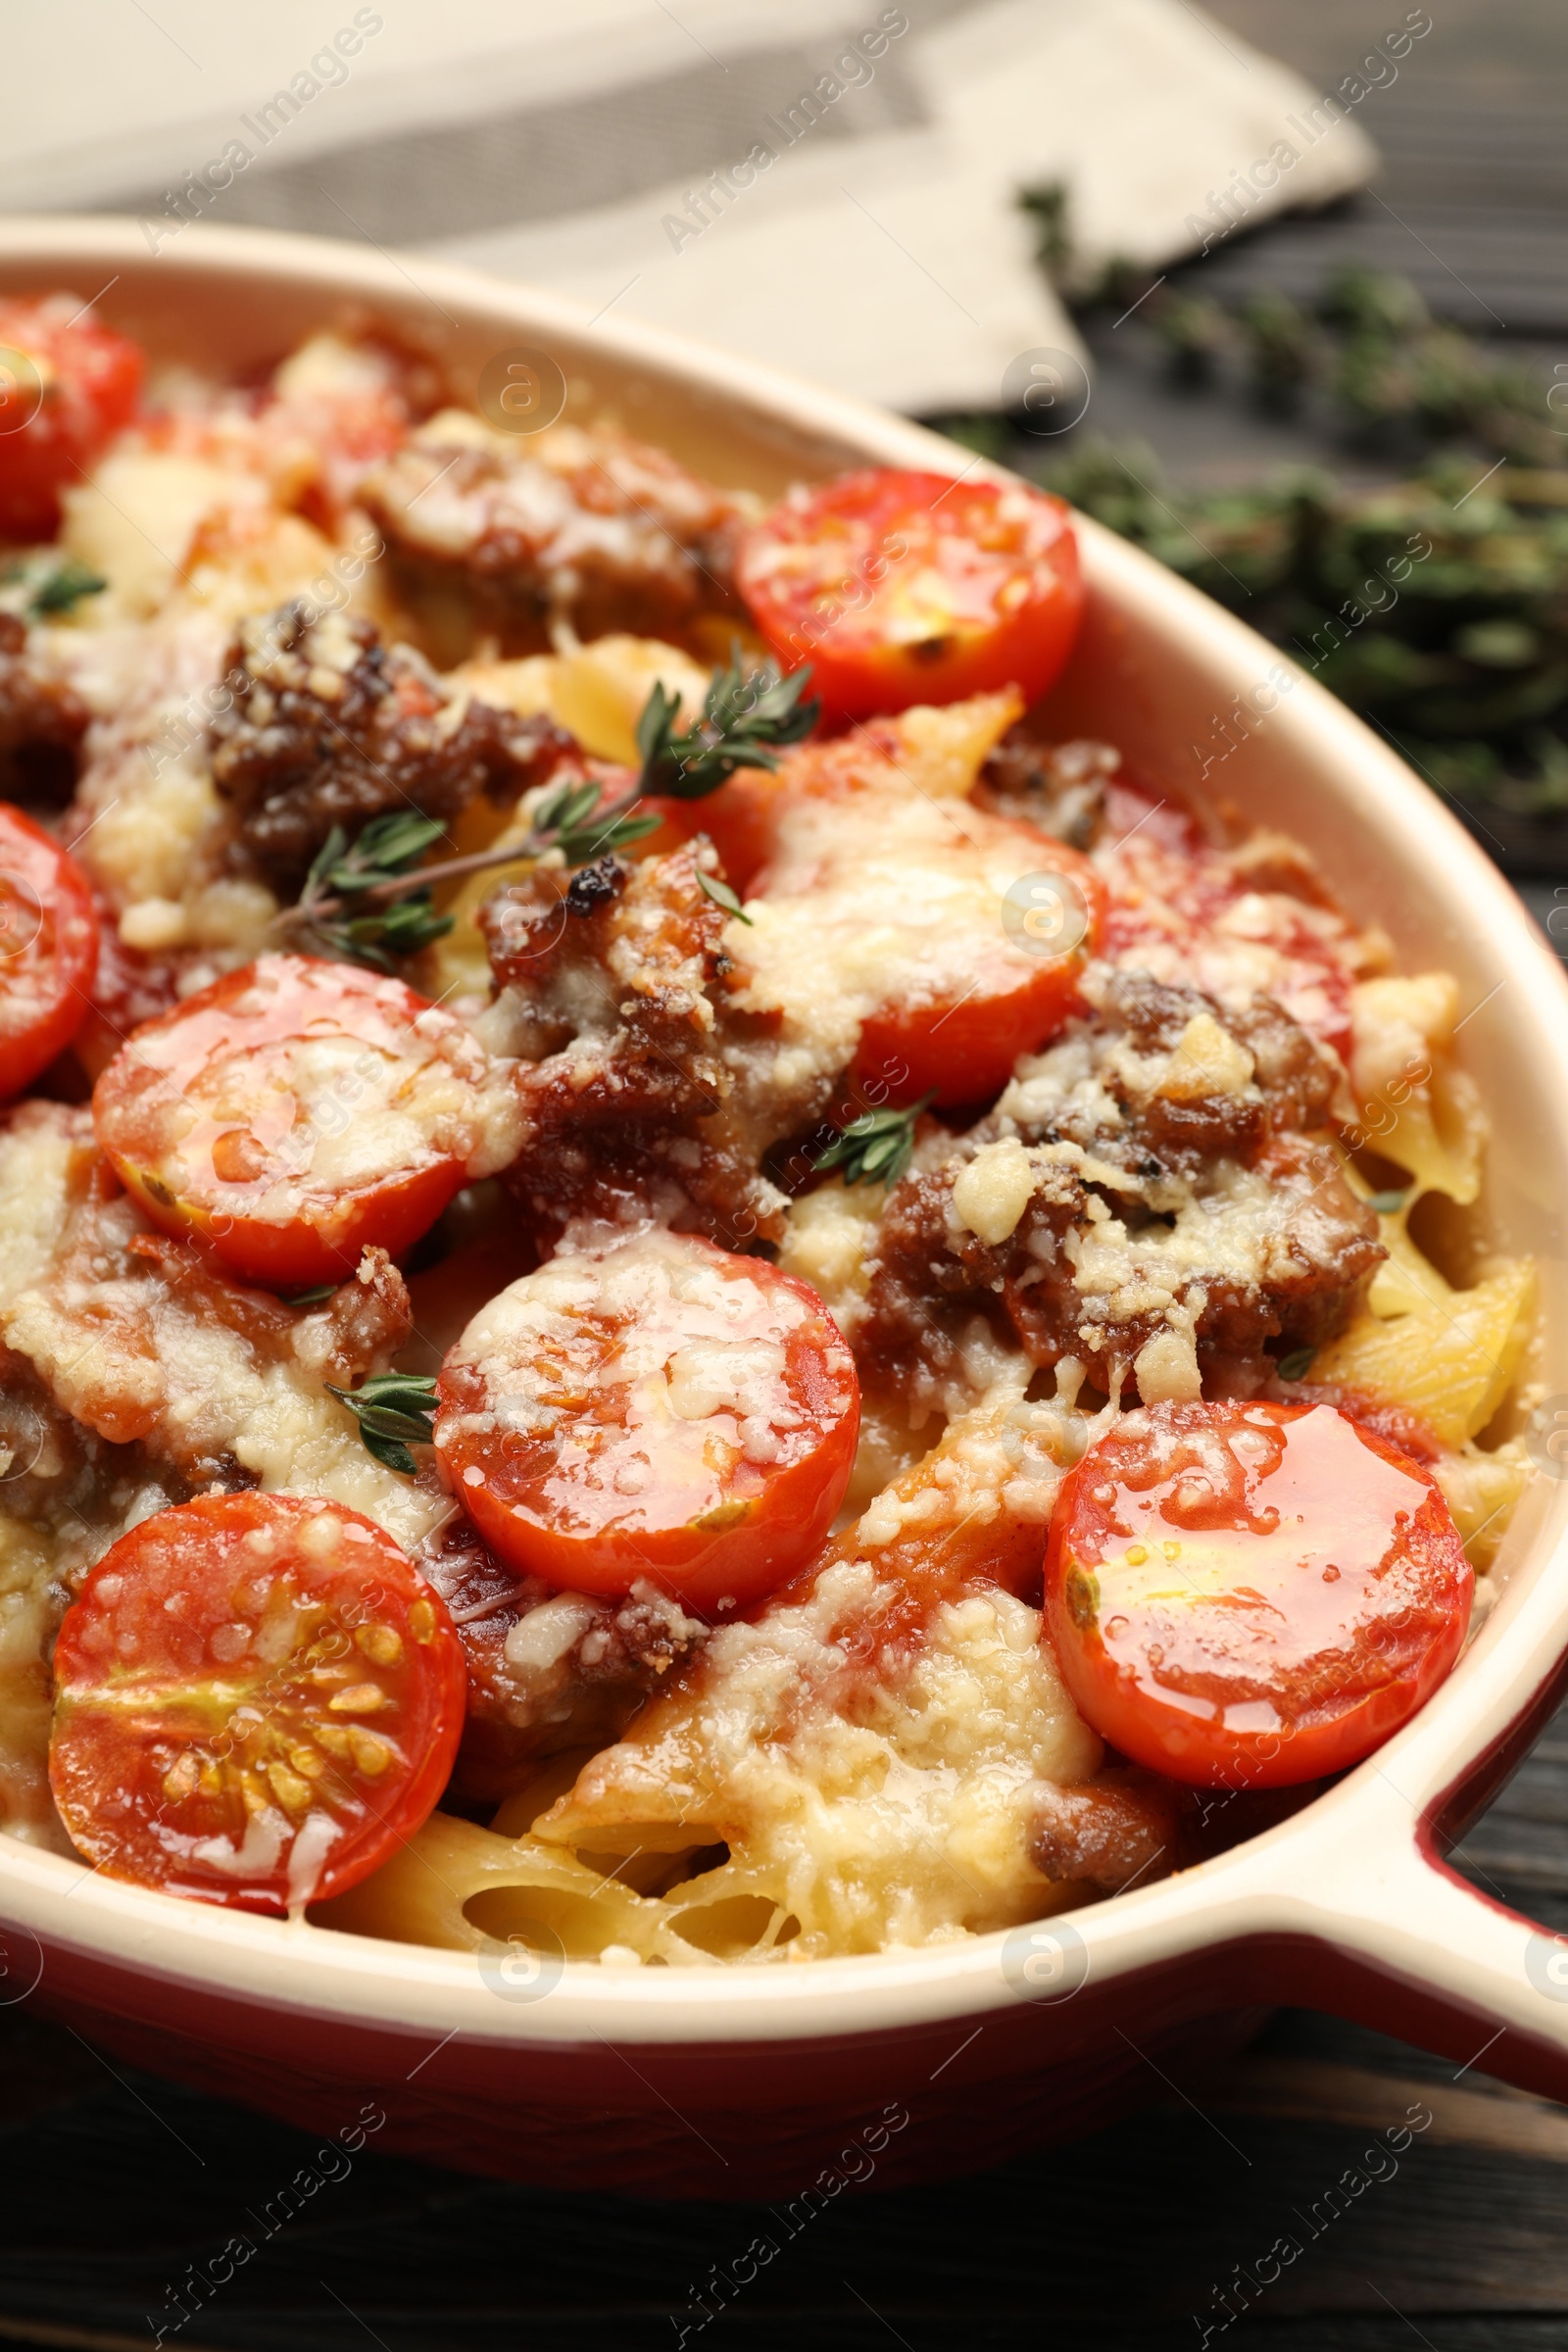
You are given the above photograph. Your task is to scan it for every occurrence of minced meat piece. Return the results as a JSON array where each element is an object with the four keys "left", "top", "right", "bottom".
[
  {"left": 975, "top": 728, "right": 1120, "bottom": 849},
  {"left": 1001, "top": 967, "right": 1345, "bottom": 1183},
  {"left": 481, "top": 841, "right": 831, "bottom": 1250},
  {"left": 1029, "top": 1769, "right": 1184, "bottom": 1891},
  {"left": 0, "top": 613, "right": 89, "bottom": 801},
  {"left": 209, "top": 601, "right": 579, "bottom": 890},
  {"left": 859, "top": 973, "right": 1382, "bottom": 1410},
  {"left": 418, "top": 1518, "right": 707, "bottom": 1804},
  {"left": 362, "top": 416, "right": 750, "bottom": 640}
]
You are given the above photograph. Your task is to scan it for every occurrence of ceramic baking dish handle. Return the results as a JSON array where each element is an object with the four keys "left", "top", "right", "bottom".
[{"left": 1288, "top": 1827, "right": 1568, "bottom": 2101}]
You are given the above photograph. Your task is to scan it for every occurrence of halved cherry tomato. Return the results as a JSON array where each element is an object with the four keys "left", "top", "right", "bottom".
[
  {"left": 92, "top": 952, "right": 520, "bottom": 1291},
  {"left": 0, "top": 802, "right": 98, "bottom": 1095},
  {"left": 661, "top": 706, "right": 1104, "bottom": 1107},
  {"left": 48, "top": 1493, "right": 466, "bottom": 1913},
  {"left": 0, "top": 296, "right": 144, "bottom": 541},
  {"left": 736, "top": 469, "right": 1083, "bottom": 723},
  {"left": 844, "top": 812, "right": 1105, "bottom": 1104},
  {"left": 1045, "top": 1399, "right": 1472, "bottom": 1789},
  {"left": 740, "top": 794, "right": 1102, "bottom": 1109},
  {"left": 434, "top": 1229, "right": 859, "bottom": 1614}
]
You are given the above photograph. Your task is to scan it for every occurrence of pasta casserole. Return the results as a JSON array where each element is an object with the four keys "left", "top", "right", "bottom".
[{"left": 0, "top": 293, "right": 1534, "bottom": 1971}]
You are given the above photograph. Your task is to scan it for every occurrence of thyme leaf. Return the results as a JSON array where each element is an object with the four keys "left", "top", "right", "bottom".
[
  {"left": 1, "top": 556, "right": 108, "bottom": 620},
  {"left": 280, "top": 656, "right": 816, "bottom": 963},
  {"left": 555, "top": 808, "right": 664, "bottom": 865},
  {"left": 291, "top": 813, "right": 455, "bottom": 972},
  {"left": 696, "top": 869, "right": 753, "bottom": 924},
  {"left": 635, "top": 651, "right": 819, "bottom": 800},
  {"left": 325, "top": 1371, "right": 439, "bottom": 1476},
  {"left": 810, "top": 1094, "right": 936, "bottom": 1188}
]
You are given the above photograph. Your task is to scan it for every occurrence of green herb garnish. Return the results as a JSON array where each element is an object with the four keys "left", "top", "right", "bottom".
[
  {"left": 956, "top": 229, "right": 1568, "bottom": 829},
  {"left": 282, "top": 658, "right": 815, "bottom": 968},
  {"left": 325, "top": 1371, "right": 440, "bottom": 1475},
  {"left": 1, "top": 557, "right": 108, "bottom": 620},
  {"left": 1276, "top": 1348, "right": 1316, "bottom": 1382},
  {"left": 27, "top": 560, "right": 108, "bottom": 616},
  {"left": 696, "top": 869, "right": 753, "bottom": 924},
  {"left": 1367, "top": 1189, "right": 1410, "bottom": 1215},
  {"left": 294, "top": 812, "right": 455, "bottom": 973},
  {"left": 531, "top": 774, "right": 664, "bottom": 866},
  {"left": 636, "top": 650, "right": 818, "bottom": 800},
  {"left": 811, "top": 1094, "right": 935, "bottom": 1188}
]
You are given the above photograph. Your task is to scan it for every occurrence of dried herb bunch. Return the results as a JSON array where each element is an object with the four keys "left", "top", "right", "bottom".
[
  {"left": 1040, "top": 446, "right": 1568, "bottom": 821},
  {"left": 954, "top": 221, "right": 1568, "bottom": 835}
]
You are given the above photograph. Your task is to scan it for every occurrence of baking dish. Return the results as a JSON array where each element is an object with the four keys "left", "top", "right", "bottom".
[{"left": 0, "top": 215, "right": 1564, "bottom": 2197}]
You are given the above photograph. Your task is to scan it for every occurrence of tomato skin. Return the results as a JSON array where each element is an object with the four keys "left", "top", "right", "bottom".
[
  {"left": 434, "top": 1231, "right": 860, "bottom": 1614},
  {"left": 854, "top": 959, "right": 1080, "bottom": 1109},
  {"left": 109, "top": 1148, "right": 464, "bottom": 1294},
  {"left": 92, "top": 954, "right": 504, "bottom": 1290},
  {"left": 48, "top": 1494, "right": 466, "bottom": 1914},
  {"left": 665, "top": 713, "right": 1106, "bottom": 1110},
  {"left": 736, "top": 469, "right": 1083, "bottom": 723},
  {"left": 0, "top": 803, "right": 99, "bottom": 1095},
  {"left": 851, "top": 830, "right": 1107, "bottom": 1107},
  {"left": 1045, "top": 1400, "right": 1472, "bottom": 1789},
  {"left": 0, "top": 297, "right": 144, "bottom": 541},
  {"left": 648, "top": 785, "right": 782, "bottom": 898}
]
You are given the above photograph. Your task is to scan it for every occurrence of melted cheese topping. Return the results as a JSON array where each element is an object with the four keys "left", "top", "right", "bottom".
[
  {"left": 952, "top": 1137, "right": 1039, "bottom": 1245},
  {"left": 323, "top": 1393, "right": 1101, "bottom": 1963},
  {"left": 1099, "top": 822, "right": 1383, "bottom": 1048},
  {"left": 726, "top": 694, "right": 1021, "bottom": 1085},
  {"left": 0, "top": 1105, "right": 442, "bottom": 1557},
  {"left": 437, "top": 1230, "right": 842, "bottom": 1535},
  {"left": 778, "top": 1176, "right": 886, "bottom": 1334},
  {"left": 115, "top": 965, "right": 522, "bottom": 1227},
  {"left": 0, "top": 331, "right": 1533, "bottom": 1965},
  {"left": 0, "top": 1509, "right": 64, "bottom": 1848},
  {"left": 733, "top": 791, "right": 1048, "bottom": 1051}
]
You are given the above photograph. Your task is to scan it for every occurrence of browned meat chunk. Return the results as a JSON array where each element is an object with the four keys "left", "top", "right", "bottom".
[
  {"left": 123, "top": 1231, "right": 412, "bottom": 1392},
  {"left": 209, "top": 602, "right": 579, "bottom": 889},
  {"left": 362, "top": 418, "right": 749, "bottom": 639},
  {"left": 0, "top": 1338, "right": 159, "bottom": 1564},
  {"left": 481, "top": 841, "right": 832, "bottom": 1250},
  {"left": 859, "top": 973, "right": 1381, "bottom": 1408},
  {"left": 0, "top": 612, "right": 89, "bottom": 800},
  {"left": 975, "top": 728, "right": 1120, "bottom": 850},
  {"left": 1005, "top": 967, "right": 1345, "bottom": 1182},
  {"left": 1029, "top": 1769, "right": 1183, "bottom": 1892},
  {"left": 417, "top": 1519, "right": 706, "bottom": 1804}
]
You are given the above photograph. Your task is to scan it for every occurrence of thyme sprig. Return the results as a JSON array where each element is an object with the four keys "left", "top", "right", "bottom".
[
  {"left": 529, "top": 774, "right": 664, "bottom": 866},
  {"left": 291, "top": 812, "right": 455, "bottom": 973},
  {"left": 810, "top": 1094, "right": 936, "bottom": 1188},
  {"left": 325, "top": 1371, "right": 439, "bottom": 1475},
  {"left": 635, "top": 651, "right": 818, "bottom": 798},
  {"left": 285, "top": 655, "right": 816, "bottom": 968}
]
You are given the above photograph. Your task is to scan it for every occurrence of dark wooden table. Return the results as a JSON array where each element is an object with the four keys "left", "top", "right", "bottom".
[{"left": 8, "top": 4, "right": 1567, "bottom": 2344}]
